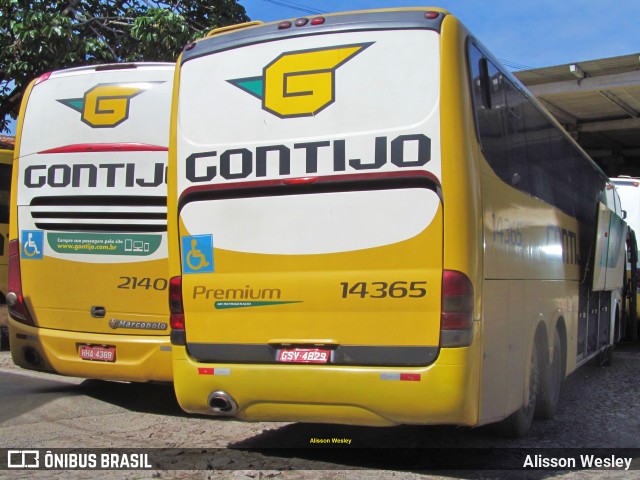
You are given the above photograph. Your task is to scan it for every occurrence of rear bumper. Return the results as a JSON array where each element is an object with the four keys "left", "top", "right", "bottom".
[
  {"left": 8, "top": 318, "right": 172, "bottom": 382},
  {"left": 173, "top": 344, "right": 480, "bottom": 427}
]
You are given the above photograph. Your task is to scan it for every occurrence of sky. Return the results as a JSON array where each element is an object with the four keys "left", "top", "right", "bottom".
[
  {"left": 238, "top": 0, "right": 640, "bottom": 70},
  {"left": 5, "top": 1, "right": 639, "bottom": 135}
]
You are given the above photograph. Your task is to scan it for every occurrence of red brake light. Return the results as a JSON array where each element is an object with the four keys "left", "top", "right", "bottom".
[
  {"left": 310, "top": 17, "right": 325, "bottom": 25},
  {"left": 169, "top": 276, "right": 185, "bottom": 330},
  {"left": 39, "top": 143, "right": 167, "bottom": 154},
  {"left": 278, "top": 21, "right": 292, "bottom": 29},
  {"left": 7, "top": 240, "right": 36, "bottom": 326},
  {"left": 424, "top": 11, "right": 440, "bottom": 20},
  {"left": 295, "top": 18, "right": 308, "bottom": 27},
  {"left": 441, "top": 270, "right": 474, "bottom": 347},
  {"left": 282, "top": 177, "right": 318, "bottom": 185},
  {"left": 33, "top": 72, "right": 52, "bottom": 86},
  {"left": 171, "top": 314, "right": 185, "bottom": 331}
]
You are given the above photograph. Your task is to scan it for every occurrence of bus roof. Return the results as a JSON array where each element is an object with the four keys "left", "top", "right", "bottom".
[
  {"left": 183, "top": 8, "right": 448, "bottom": 64},
  {"left": 45, "top": 62, "right": 174, "bottom": 79}
]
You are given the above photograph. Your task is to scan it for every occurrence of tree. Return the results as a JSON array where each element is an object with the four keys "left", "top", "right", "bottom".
[{"left": 0, "top": 0, "right": 249, "bottom": 132}]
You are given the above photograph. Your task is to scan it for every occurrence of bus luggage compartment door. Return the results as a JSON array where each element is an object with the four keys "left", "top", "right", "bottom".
[{"left": 180, "top": 182, "right": 444, "bottom": 367}]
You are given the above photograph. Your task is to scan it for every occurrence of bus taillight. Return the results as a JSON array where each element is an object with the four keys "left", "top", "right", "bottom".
[
  {"left": 441, "top": 270, "right": 474, "bottom": 347},
  {"left": 6, "top": 240, "right": 36, "bottom": 326},
  {"left": 169, "top": 276, "right": 186, "bottom": 345},
  {"left": 33, "top": 71, "right": 52, "bottom": 86}
]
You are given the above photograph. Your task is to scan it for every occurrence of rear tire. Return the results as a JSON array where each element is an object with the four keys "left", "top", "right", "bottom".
[
  {"left": 596, "top": 344, "right": 613, "bottom": 367},
  {"left": 0, "top": 304, "right": 8, "bottom": 351},
  {"left": 535, "top": 329, "right": 564, "bottom": 420},
  {"left": 496, "top": 342, "right": 539, "bottom": 438},
  {"left": 0, "top": 329, "right": 8, "bottom": 351}
]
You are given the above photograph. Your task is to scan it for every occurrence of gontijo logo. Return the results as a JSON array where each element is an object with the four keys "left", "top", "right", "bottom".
[
  {"left": 58, "top": 82, "right": 162, "bottom": 128},
  {"left": 228, "top": 42, "right": 373, "bottom": 118}
]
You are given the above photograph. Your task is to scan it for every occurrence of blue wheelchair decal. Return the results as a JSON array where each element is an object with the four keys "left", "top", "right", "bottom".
[
  {"left": 21, "top": 230, "right": 44, "bottom": 260},
  {"left": 182, "top": 235, "right": 214, "bottom": 274}
]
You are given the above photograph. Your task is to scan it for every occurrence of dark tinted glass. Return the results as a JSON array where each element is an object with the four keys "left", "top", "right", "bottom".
[
  {"left": 0, "top": 163, "right": 11, "bottom": 224},
  {"left": 467, "top": 43, "right": 605, "bottom": 225}
]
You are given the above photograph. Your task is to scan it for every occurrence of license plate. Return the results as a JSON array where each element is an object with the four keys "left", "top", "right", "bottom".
[
  {"left": 78, "top": 344, "right": 116, "bottom": 362},
  {"left": 277, "top": 348, "right": 331, "bottom": 364}
]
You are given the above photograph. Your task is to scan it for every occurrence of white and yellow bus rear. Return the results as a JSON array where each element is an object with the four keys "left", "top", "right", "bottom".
[
  {"left": 169, "top": 8, "right": 626, "bottom": 436},
  {"left": 9, "top": 63, "right": 174, "bottom": 381}
]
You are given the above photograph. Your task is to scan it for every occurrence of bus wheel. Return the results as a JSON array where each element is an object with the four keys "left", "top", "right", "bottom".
[
  {"left": 496, "top": 342, "right": 539, "bottom": 438},
  {"left": 596, "top": 344, "right": 613, "bottom": 367},
  {"left": 0, "top": 304, "right": 8, "bottom": 350},
  {"left": 0, "top": 328, "right": 8, "bottom": 351},
  {"left": 535, "top": 328, "right": 564, "bottom": 420}
]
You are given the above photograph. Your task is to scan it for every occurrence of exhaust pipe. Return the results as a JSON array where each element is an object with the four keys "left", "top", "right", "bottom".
[
  {"left": 23, "top": 346, "right": 43, "bottom": 368},
  {"left": 207, "top": 390, "right": 238, "bottom": 415}
]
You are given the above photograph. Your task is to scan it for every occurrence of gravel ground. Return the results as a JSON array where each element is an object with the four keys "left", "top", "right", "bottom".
[{"left": 1, "top": 342, "right": 640, "bottom": 480}]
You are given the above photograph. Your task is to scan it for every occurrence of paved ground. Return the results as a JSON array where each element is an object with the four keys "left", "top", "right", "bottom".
[{"left": 1, "top": 343, "right": 640, "bottom": 479}]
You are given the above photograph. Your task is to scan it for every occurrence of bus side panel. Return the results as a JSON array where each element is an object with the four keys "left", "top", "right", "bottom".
[
  {"left": 439, "top": 15, "right": 485, "bottom": 424},
  {"left": 479, "top": 280, "right": 509, "bottom": 422},
  {"left": 481, "top": 172, "right": 582, "bottom": 282},
  {"left": 468, "top": 29, "right": 623, "bottom": 427},
  {"left": 477, "top": 123, "right": 584, "bottom": 420},
  {"left": 439, "top": 15, "right": 483, "bottom": 281}
]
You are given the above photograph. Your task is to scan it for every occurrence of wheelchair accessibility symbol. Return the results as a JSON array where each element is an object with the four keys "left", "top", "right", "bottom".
[
  {"left": 182, "top": 235, "right": 214, "bottom": 274},
  {"left": 21, "top": 230, "right": 44, "bottom": 260}
]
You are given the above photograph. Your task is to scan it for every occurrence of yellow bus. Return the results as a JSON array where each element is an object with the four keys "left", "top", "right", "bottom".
[
  {"left": 168, "top": 8, "right": 627, "bottom": 436},
  {"left": 8, "top": 63, "right": 174, "bottom": 382},
  {"left": 0, "top": 147, "right": 13, "bottom": 349}
]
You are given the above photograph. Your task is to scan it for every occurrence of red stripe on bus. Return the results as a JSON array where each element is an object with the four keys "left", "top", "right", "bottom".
[
  {"left": 39, "top": 143, "right": 168, "bottom": 154},
  {"left": 179, "top": 170, "right": 442, "bottom": 207}
]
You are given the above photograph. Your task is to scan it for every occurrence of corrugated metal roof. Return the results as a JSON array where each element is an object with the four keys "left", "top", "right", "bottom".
[
  {"left": 517, "top": 53, "right": 640, "bottom": 86},
  {"left": 515, "top": 53, "right": 640, "bottom": 177}
]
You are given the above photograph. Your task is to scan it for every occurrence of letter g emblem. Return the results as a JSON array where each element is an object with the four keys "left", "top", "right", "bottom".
[{"left": 229, "top": 43, "right": 373, "bottom": 118}]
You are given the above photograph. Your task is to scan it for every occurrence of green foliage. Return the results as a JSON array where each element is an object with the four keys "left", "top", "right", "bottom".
[{"left": 0, "top": 0, "right": 249, "bottom": 132}]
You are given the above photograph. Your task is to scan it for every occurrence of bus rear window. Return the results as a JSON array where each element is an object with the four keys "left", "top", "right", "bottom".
[{"left": 181, "top": 186, "right": 440, "bottom": 255}]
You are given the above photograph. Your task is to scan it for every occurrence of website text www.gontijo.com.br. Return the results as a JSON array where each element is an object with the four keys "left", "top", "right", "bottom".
[{"left": 56, "top": 241, "right": 118, "bottom": 252}]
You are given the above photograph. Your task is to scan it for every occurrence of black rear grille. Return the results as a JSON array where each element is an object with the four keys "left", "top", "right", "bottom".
[
  {"left": 30, "top": 196, "right": 166, "bottom": 206},
  {"left": 30, "top": 196, "right": 167, "bottom": 232},
  {"left": 32, "top": 212, "right": 166, "bottom": 220}
]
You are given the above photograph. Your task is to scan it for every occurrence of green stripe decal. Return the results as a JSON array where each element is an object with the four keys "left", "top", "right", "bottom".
[{"left": 214, "top": 301, "right": 302, "bottom": 310}]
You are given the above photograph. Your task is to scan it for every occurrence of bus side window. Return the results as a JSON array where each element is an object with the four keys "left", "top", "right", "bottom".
[
  {"left": 468, "top": 41, "right": 605, "bottom": 227},
  {"left": 468, "top": 44, "right": 509, "bottom": 184},
  {"left": 479, "top": 57, "right": 492, "bottom": 110},
  {"left": 503, "top": 77, "right": 531, "bottom": 192}
]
